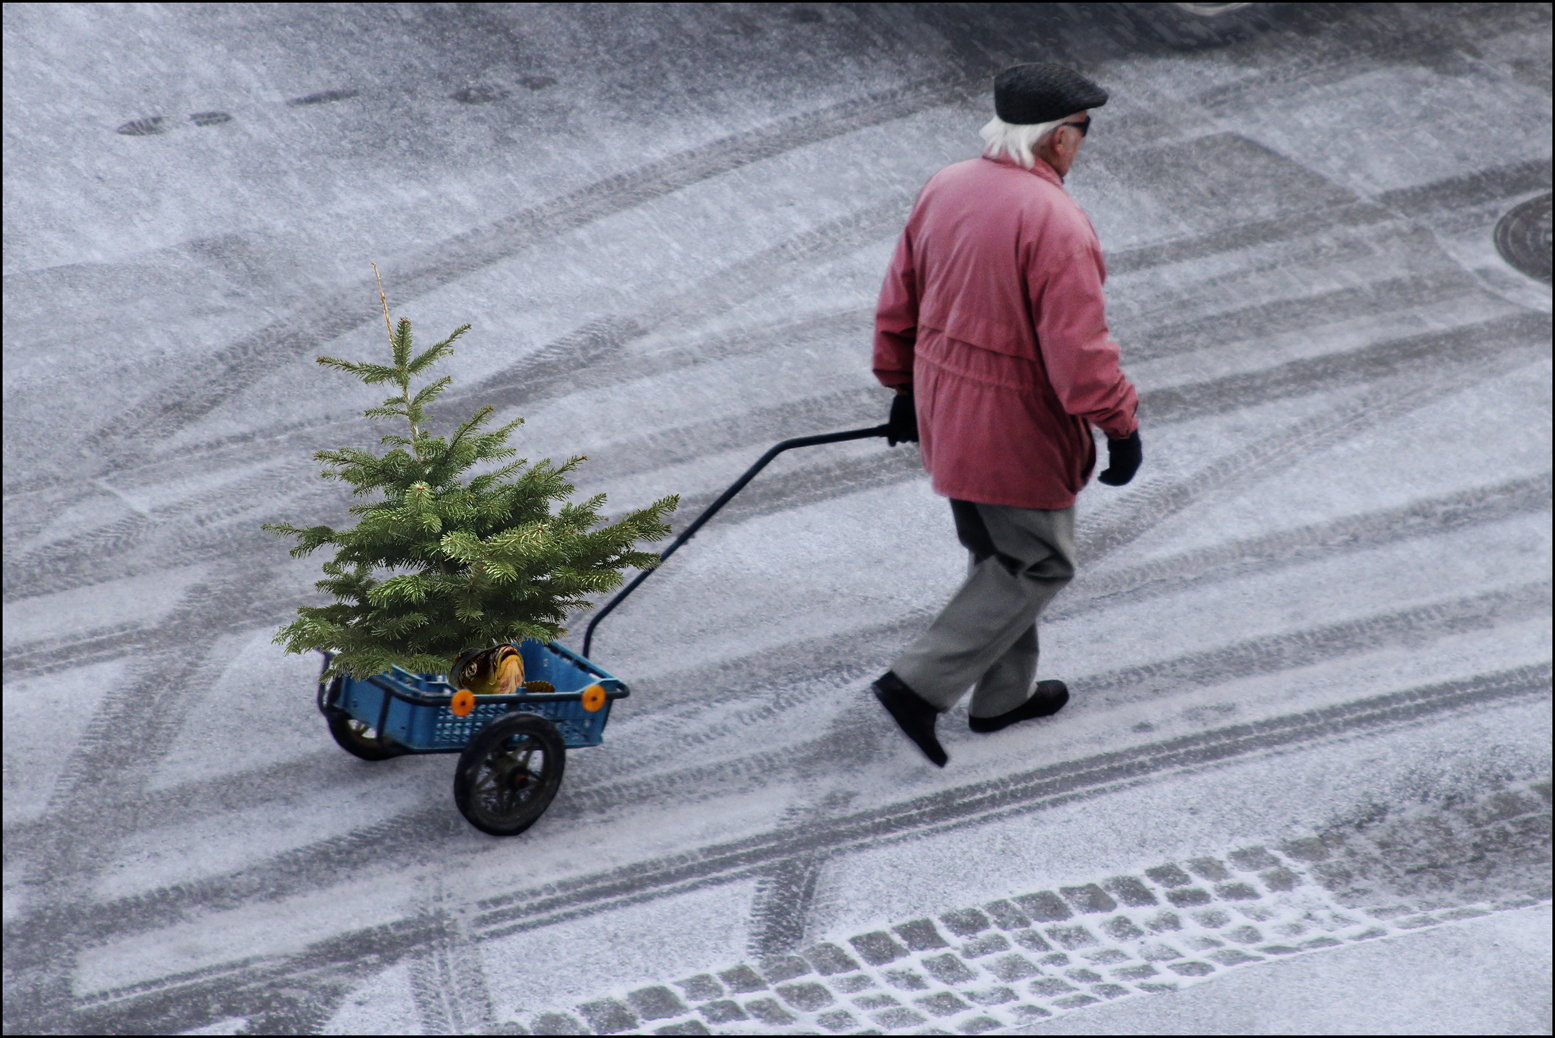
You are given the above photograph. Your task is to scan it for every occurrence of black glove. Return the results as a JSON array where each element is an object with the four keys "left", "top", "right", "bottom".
[
  {"left": 887, "top": 392, "right": 919, "bottom": 446},
  {"left": 1097, "top": 429, "right": 1142, "bottom": 486}
]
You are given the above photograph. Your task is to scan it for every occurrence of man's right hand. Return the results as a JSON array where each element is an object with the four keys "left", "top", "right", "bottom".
[
  {"left": 1097, "top": 429, "right": 1141, "bottom": 485},
  {"left": 887, "top": 392, "right": 919, "bottom": 446}
]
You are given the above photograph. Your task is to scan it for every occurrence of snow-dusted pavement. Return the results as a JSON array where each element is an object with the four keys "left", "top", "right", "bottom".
[{"left": 4, "top": 4, "right": 1550, "bottom": 1034}]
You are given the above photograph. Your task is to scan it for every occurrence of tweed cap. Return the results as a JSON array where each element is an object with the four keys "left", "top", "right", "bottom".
[{"left": 994, "top": 63, "right": 1108, "bottom": 125}]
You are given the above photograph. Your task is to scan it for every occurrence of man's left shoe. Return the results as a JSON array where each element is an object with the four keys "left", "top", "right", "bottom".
[{"left": 968, "top": 680, "right": 1069, "bottom": 733}]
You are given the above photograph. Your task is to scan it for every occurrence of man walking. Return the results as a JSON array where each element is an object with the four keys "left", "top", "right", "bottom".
[{"left": 871, "top": 63, "right": 1142, "bottom": 767}]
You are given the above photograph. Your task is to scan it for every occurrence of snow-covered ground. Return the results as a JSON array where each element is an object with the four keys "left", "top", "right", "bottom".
[{"left": 4, "top": 4, "right": 1550, "bottom": 1034}]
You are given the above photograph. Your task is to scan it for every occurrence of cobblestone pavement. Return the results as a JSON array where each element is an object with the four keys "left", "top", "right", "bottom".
[{"left": 501, "top": 779, "right": 1550, "bottom": 1035}]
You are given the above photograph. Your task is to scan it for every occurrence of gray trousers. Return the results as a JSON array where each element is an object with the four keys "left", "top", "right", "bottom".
[{"left": 891, "top": 500, "right": 1076, "bottom": 717}]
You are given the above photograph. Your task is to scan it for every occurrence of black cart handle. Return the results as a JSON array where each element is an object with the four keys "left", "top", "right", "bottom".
[{"left": 582, "top": 423, "right": 890, "bottom": 656}]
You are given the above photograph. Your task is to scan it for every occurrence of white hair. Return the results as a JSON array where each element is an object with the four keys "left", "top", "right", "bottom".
[{"left": 979, "top": 115, "right": 1069, "bottom": 169}]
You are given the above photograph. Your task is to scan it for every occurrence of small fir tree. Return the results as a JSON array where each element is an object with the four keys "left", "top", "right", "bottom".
[{"left": 265, "top": 275, "right": 677, "bottom": 681}]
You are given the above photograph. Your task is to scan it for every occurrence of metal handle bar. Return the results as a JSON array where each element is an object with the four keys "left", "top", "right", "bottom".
[{"left": 582, "top": 423, "right": 890, "bottom": 657}]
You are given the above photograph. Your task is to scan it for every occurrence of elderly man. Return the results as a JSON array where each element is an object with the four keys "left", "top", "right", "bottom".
[{"left": 871, "top": 63, "right": 1142, "bottom": 768}]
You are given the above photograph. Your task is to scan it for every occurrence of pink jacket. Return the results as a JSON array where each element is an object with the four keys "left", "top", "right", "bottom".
[{"left": 874, "top": 154, "right": 1138, "bottom": 510}]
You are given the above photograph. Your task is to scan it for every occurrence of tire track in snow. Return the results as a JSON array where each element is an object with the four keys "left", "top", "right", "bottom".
[
  {"left": 41, "top": 662, "right": 1547, "bottom": 1037},
  {"left": 10, "top": 584, "right": 1545, "bottom": 972},
  {"left": 64, "top": 75, "right": 977, "bottom": 487}
]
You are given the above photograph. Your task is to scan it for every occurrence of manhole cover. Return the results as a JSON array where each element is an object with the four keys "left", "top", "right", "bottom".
[
  {"left": 116, "top": 116, "right": 168, "bottom": 136},
  {"left": 451, "top": 86, "right": 508, "bottom": 104},
  {"left": 287, "top": 88, "right": 359, "bottom": 107},
  {"left": 1494, "top": 192, "right": 1552, "bottom": 285}
]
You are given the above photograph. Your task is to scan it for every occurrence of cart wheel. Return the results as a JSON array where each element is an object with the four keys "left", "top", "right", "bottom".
[
  {"left": 326, "top": 708, "right": 409, "bottom": 761},
  {"left": 454, "top": 712, "right": 566, "bottom": 836}
]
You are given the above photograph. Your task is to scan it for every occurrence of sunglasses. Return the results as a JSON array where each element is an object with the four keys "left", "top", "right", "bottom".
[{"left": 1060, "top": 116, "right": 1091, "bottom": 138}]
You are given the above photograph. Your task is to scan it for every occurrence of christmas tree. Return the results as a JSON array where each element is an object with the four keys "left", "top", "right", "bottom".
[{"left": 265, "top": 273, "right": 677, "bottom": 681}]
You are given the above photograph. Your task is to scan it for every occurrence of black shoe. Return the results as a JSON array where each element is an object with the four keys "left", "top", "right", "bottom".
[
  {"left": 968, "top": 680, "right": 1069, "bottom": 733},
  {"left": 872, "top": 671, "right": 947, "bottom": 767}
]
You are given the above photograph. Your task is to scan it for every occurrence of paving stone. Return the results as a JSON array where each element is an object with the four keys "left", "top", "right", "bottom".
[
  {"left": 1052, "top": 994, "right": 1101, "bottom": 1009},
  {"left": 1137, "top": 981, "right": 1180, "bottom": 994},
  {"left": 1191, "top": 909, "right": 1230, "bottom": 928},
  {"left": 1165, "top": 887, "right": 1212, "bottom": 908},
  {"left": 1060, "top": 884, "right": 1118, "bottom": 914},
  {"left": 1397, "top": 914, "right": 1438, "bottom": 929},
  {"left": 1236, "top": 904, "right": 1277, "bottom": 922},
  {"left": 815, "top": 1009, "right": 858, "bottom": 1032},
  {"left": 1207, "top": 949, "right": 1263, "bottom": 966},
  {"left": 1215, "top": 882, "right": 1259, "bottom": 901},
  {"left": 853, "top": 993, "right": 901, "bottom": 1009},
  {"left": 717, "top": 965, "right": 766, "bottom": 993},
  {"left": 1091, "top": 984, "right": 1130, "bottom": 999},
  {"left": 697, "top": 1000, "right": 747, "bottom": 1024},
  {"left": 883, "top": 968, "right": 930, "bottom": 990},
  {"left": 964, "top": 986, "right": 1018, "bottom": 1006},
  {"left": 1083, "top": 949, "right": 1130, "bottom": 965},
  {"left": 628, "top": 987, "right": 688, "bottom": 1021},
  {"left": 940, "top": 908, "right": 992, "bottom": 936},
  {"left": 531, "top": 1013, "right": 588, "bottom": 1035},
  {"left": 1044, "top": 924, "right": 1099, "bottom": 950},
  {"left": 1144, "top": 864, "right": 1192, "bottom": 888},
  {"left": 1226, "top": 925, "right": 1263, "bottom": 944},
  {"left": 652, "top": 1020, "right": 711, "bottom": 1036},
  {"left": 983, "top": 953, "right": 1038, "bottom": 982},
  {"left": 1100, "top": 915, "right": 1145, "bottom": 941},
  {"left": 1301, "top": 937, "right": 1344, "bottom": 949},
  {"left": 1365, "top": 905, "right": 1413, "bottom": 920},
  {"left": 804, "top": 942, "right": 860, "bottom": 976},
  {"left": 1028, "top": 978, "right": 1077, "bottom": 997},
  {"left": 921, "top": 952, "right": 978, "bottom": 985},
  {"left": 1113, "top": 964, "right": 1159, "bottom": 981},
  {"left": 1103, "top": 876, "right": 1158, "bottom": 907},
  {"left": 1439, "top": 906, "right": 1492, "bottom": 921},
  {"left": 1145, "top": 911, "right": 1183, "bottom": 933},
  {"left": 894, "top": 918, "right": 950, "bottom": 951},
  {"left": 1168, "top": 961, "right": 1216, "bottom": 977},
  {"left": 851, "top": 930, "right": 910, "bottom": 965},
  {"left": 776, "top": 981, "right": 834, "bottom": 1012},
  {"left": 1040, "top": 953, "right": 1071, "bottom": 966},
  {"left": 1258, "top": 945, "right": 1303, "bottom": 956},
  {"left": 983, "top": 899, "right": 1032, "bottom": 930},
  {"left": 1010, "top": 929, "right": 1052, "bottom": 952},
  {"left": 960, "top": 933, "right": 1011, "bottom": 958},
  {"left": 1260, "top": 867, "right": 1301, "bottom": 892},
  {"left": 673, "top": 975, "right": 724, "bottom": 1002},
  {"left": 1186, "top": 857, "right": 1230, "bottom": 881},
  {"left": 743, "top": 997, "right": 796, "bottom": 1025},
  {"left": 872, "top": 1007, "right": 927, "bottom": 1028},
  {"left": 1138, "top": 943, "right": 1184, "bottom": 962},
  {"left": 1013, "top": 891, "right": 1073, "bottom": 922},
  {"left": 958, "top": 1015, "right": 1005, "bottom": 1033},
  {"left": 1012, "top": 1004, "right": 1054, "bottom": 1020},
  {"left": 1227, "top": 846, "right": 1280, "bottom": 871},
  {"left": 1281, "top": 837, "right": 1331, "bottom": 862},
  {"left": 1184, "top": 936, "right": 1225, "bottom": 951},
  {"left": 578, "top": 999, "right": 639, "bottom": 1035},
  {"left": 915, "top": 992, "right": 972, "bottom": 1017},
  {"left": 1065, "top": 968, "right": 1103, "bottom": 983},
  {"left": 759, "top": 954, "right": 811, "bottom": 982},
  {"left": 832, "top": 974, "right": 874, "bottom": 993}
]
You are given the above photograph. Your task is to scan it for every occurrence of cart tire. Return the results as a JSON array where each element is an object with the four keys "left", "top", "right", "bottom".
[
  {"left": 454, "top": 712, "right": 566, "bottom": 836},
  {"left": 326, "top": 706, "right": 409, "bottom": 760}
]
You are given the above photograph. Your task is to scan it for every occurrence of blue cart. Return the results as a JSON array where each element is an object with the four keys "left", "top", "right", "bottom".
[{"left": 317, "top": 639, "right": 627, "bottom": 835}]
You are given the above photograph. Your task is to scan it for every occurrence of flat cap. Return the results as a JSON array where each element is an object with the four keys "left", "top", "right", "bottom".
[{"left": 994, "top": 63, "right": 1108, "bottom": 125}]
